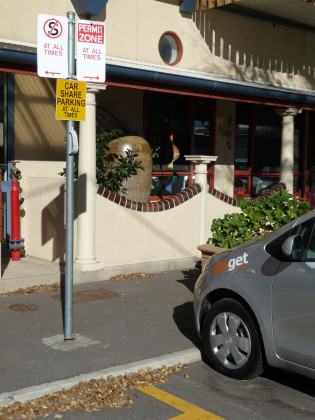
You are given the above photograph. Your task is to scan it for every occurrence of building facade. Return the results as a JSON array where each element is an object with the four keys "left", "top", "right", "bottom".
[{"left": 0, "top": 0, "right": 315, "bottom": 266}]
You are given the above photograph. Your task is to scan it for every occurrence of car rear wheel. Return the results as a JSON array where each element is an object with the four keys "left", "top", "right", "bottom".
[{"left": 201, "top": 298, "right": 264, "bottom": 379}]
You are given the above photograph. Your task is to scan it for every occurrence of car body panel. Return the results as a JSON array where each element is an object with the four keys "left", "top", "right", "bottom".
[{"left": 272, "top": 259, "right": 315, "bottom": 368}]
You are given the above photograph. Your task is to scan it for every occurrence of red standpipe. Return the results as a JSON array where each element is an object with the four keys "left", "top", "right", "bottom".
[{"left": 10, "top": 180, "right": 21, "bottom": 261}]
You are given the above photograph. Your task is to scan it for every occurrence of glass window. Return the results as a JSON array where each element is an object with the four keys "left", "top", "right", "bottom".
[
  {"left": 291, "top": 219, "right": 314, "bottom": 261},
  {"left": 192, "top": 99, "right": 213, "bottom": 155},
  {"left": 266, "top": 219, "right": 314, "bottom": 261},
  {"left": 144, "top": 92, "right": 190, "bottom": 169},
  {"left": 252, "top": 176, "right": 280, "bottom": 197},
  {"left": 235, "top": 104, "right": 250, "bottom": 170},
  {"left": 309, "top": 112, "right": 315, "bottom": 194},
  {"left": 234, "top": 103, "right": 305, "bottom": 199},
  {"left": 234, "top": 177, "right": 249, "bottom": 195},
  {"left": 151, "top": 175, "right": 189, "bottom": 196},
  {"left": 158, "top": 32, "right": 183, "bottom": 66},
  {"left": 304, "top": 224, "right": 315, "bottom": 261},
  {"left": 0, "top": 74, "right": 5, "bottom": 164},
  {"left": 254, "top": 106, "right": 281, "bottom": 173}
]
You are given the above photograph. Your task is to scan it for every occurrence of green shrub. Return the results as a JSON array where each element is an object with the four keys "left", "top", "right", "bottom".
[
  {"left": 60, "top": 129, "right": 144, "bottom": 195},
  {"left": 210, "top": 190, "right": 310, "bottom": 249},
  {"left": 96, "top": 129, "right": 144, "bottom": 194}
]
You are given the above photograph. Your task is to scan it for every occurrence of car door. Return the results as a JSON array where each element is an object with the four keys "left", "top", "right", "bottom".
[{"left": 271, "top": 217, "right": 315, "bottom": 368}]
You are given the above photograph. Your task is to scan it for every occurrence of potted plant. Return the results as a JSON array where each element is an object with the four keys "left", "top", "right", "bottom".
[
  {"left": 199, "top": 190, "right": 310, "bottom": 271},
  {"left": 106, "top": 134, "right": 152, "bottom": 202}
]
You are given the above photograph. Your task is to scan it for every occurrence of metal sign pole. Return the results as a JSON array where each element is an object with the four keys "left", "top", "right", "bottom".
[{"left": 64, "top": 11, "right": 76, "bottom": 340}]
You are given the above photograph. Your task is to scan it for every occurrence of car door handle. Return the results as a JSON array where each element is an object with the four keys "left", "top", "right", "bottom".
[{"left": 245, "top": 268, "right": 256, "bottom": 274}]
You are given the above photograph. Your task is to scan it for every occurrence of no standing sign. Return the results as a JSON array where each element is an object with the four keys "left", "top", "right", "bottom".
[{"left": 37, "top": 15, "right": 68, "bottom": 78}]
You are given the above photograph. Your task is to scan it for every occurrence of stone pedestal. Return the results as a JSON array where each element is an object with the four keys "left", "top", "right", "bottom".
[{"left": 185, "top": 155, "right": 218, "bottom": 244}]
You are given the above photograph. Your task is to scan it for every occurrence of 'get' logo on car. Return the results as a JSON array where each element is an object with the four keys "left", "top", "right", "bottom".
[{"left": 213, "top": 252, "right": 249, "bottom": 276}]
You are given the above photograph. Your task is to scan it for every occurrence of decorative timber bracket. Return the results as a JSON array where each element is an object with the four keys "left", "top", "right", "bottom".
[{"left": 180, "top": 0, "right": 237, "bottom": 13}]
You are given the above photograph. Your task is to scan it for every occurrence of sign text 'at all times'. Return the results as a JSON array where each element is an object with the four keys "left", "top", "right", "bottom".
[{"left": 43, "top": 43, "right": 64, "bottom": 56}]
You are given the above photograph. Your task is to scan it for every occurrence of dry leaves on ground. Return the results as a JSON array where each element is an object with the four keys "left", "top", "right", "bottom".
[
  {"left": 0, "top": 283, "right": 60, "bottom": 297},
  {"left": 0, "top": 365, "right": 184, "bottom": 420},
  {"left": 109, "top": 272, "right": 153, "bottom": 281},
  {"left": 0, "top": 272, "right": 154, "bottom": 297}
]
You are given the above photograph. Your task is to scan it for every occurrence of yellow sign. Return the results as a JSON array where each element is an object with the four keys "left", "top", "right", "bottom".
[{"left": 56, "top": 79, "right": 86, "bottom": 121}]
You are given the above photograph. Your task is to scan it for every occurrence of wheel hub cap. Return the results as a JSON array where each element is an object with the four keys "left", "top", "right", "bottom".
[{"left": 209, "top": 311, "right": 252, "bottom": 370}]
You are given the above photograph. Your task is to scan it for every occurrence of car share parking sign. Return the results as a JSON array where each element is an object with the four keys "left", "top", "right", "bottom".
[
  {"left": 56, "top": 79, "right": 86, "bottom": 121},
  {"left": 37, "top": 15, "right": 68, "bottom": 79},
  {"left": 76, "top": 19, "right": 106, "bottom": 83}
]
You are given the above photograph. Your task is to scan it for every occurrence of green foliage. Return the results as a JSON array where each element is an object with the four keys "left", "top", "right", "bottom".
[
  {"left": 151, "top": 146, "right": 160, "bottom": 160},
  {"left": 96, "top": 129, "right": 144, "bottom": 194},
  {"left": 59, "top": 130, "right": 144, "bottom": 194},
  {"left": 210, "top": 190, "right": 310, "bottom": 249}
]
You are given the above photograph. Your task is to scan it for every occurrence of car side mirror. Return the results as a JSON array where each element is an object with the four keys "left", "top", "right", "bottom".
[{"left": 282, "top": 235, "right": 300, "bottom": 257}]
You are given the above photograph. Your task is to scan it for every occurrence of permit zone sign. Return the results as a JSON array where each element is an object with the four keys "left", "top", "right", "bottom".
[
  {"left": 76, "top": 19, "right": 106, "bottom": 82},
  {"left": 56, "top": 80, "right": 86, "bottom": 121}
]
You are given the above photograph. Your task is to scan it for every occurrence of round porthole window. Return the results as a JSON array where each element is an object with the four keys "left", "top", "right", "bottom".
[{"left": 159, "top": 32, "right": 183, "bottom": 66}]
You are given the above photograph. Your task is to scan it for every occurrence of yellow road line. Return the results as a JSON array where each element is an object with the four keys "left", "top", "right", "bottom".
[{"left": 137, "top": 385, "right": 224, "bottom": 420}]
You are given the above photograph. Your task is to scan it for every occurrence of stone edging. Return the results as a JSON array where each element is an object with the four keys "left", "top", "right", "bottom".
[
  {"left": 208, "top": 187, "right": 238, "bottom": 206},
  {"left": 98, "top": 182, "right": 287, "bottom": 212},
  {"left": 208, "top": 182, "right": 287, "bottom": 207},
  {"left": 254, "top": 182, "right": 286, "bottom": 200},
  {"left": 97, "top": 184, "right": 202, "bottom": 211}
]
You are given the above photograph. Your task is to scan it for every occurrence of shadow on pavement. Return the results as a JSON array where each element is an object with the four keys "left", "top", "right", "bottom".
[
  {"left": 173, "top": 301, "right": 201, "bottom": 349},
  {"left": 178, "top": 263, "right": 201, "bottom": 293},
  {"left": 263, "top": 367, "right": 315, "bottom": 398},
  {"left": 59, "top": 267, "right": 66, "bottom": 331}
]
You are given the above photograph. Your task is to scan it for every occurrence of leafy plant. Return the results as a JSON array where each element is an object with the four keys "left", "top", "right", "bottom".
[
  {"left": 96, "top": 129, "right": 144, "bottom": 194},
  {"left": 59, "top": 129, "right": 144, "bottom": 195},
  {"left": 210, "top": 190, "right": 310, "bottom": 249}
]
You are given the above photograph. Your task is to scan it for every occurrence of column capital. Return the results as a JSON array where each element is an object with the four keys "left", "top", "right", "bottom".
[
  {"left": 87, "top": 83, "right": 107, "bottom": 93},
  {"left": 275, "top": 107, "right": 302, "bottom": 118},
  {"left": 184, "top": 155, "right": 218, "bottom": 165}
]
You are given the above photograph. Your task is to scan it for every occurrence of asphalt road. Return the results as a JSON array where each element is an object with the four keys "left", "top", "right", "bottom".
[{"left": 43, "top": 361, "right": 315, "bottom": 419}]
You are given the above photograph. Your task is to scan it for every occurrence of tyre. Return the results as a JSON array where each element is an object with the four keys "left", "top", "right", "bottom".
[{"left": 201, "top": 298, "right": 264, "bottom": 379}]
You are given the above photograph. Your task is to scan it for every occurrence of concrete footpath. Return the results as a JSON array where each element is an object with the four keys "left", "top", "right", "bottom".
[{"left": 0, "top": 259, "right": 202, "bottom": 406}]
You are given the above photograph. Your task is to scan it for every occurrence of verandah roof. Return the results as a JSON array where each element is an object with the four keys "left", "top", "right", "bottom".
[{"left": 190, "top": 0, "right": 315, "bottom": 30}]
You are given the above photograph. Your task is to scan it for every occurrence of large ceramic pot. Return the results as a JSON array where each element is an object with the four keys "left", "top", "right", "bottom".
[{"left": 108, "top": 135, "right": 152, "bottom": 202}]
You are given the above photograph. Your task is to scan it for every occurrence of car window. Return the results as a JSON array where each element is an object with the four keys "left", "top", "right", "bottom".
[
  {"left": 265, "top": 217, "right": 315, "bottom": 262},
  {"left": 305, "top": 224, "right": 315, "bottom": 261},
  {"left": 290, "top": 218, "right": 315, "bottom": 261}
]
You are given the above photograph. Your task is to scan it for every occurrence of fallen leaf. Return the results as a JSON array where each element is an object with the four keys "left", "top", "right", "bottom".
[{"left": 0, "top": 365, "right": 185, "bottom": 419}]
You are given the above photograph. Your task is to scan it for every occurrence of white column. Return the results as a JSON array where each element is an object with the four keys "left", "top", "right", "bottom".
[
  {"left": 185, "top": 155, "right": 218, "bottom": 244},
  {"left": 214, "top": 100, "right": 235, "bottom": 197},
  {"left": 277, "top": 108, "right": 301, "bottom": 194},
  {"left": 75, "top": 85, "right": 105, "bottom": 271}
]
